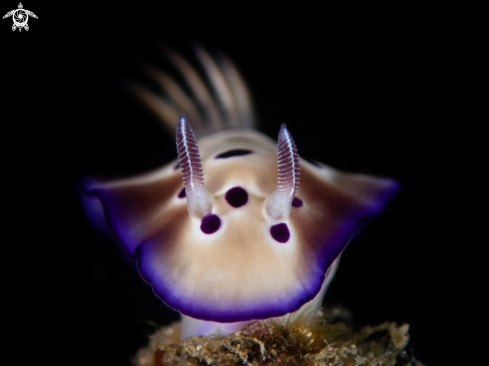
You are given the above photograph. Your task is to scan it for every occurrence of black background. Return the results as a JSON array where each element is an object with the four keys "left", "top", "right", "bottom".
[{"left": 2, "top": 3, "right": 478, "bottom": 366}]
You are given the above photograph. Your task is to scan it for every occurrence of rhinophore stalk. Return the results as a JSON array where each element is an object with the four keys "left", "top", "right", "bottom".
[
  {"left": 176, "top": 114, "right": 215, "bottom": 218},
  {"left": 264, "top": 124, "right": 300, "bottom": 221}
]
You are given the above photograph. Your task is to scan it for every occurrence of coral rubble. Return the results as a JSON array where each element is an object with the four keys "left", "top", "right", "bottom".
[{"left": 134, "top": 307, "right": 424, "bottom": 366}]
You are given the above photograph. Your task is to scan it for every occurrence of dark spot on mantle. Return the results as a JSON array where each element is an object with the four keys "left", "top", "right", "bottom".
[
  {"left": 201, "top": 214, "right": 221, "bottom": 234},
  {"left": 178, "top": 187, "right": 186, "bottom": 198},
  {"left": 215, "top": 149, "right": 253, "bottom": 159},
  {"left": 270, "top": 223, "right": 290, "bottom": 243},
  {"left": 225, "top": 187, "right": 248, "bottom": 208},
  {"left": 292, "top": 197, "right": 303, "bottom": 207}
]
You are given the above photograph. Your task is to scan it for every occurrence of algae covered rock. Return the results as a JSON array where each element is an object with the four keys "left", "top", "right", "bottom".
[{"left": 134, "top": 306, "right": 424, "bottom": 366}]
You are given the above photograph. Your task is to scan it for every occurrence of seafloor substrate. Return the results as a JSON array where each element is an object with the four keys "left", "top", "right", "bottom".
[{"left": 134, "top": 306, "right": 424, "bottom": 366}]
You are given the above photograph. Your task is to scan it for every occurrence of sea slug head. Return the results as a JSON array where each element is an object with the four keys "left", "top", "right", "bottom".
[{"left": 83, "top": 114, "right": 398, "bottom": 323}]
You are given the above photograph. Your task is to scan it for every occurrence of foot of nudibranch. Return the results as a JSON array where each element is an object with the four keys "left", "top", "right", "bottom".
[
  {"left": 180, "top": 257, "right": 340, "bottom": 340},
  {"left": 273, "top": 256, "right": 340, "bottom": 324},
  {"left": 180, "top": 317, "right": 252, "bottom": 339}
]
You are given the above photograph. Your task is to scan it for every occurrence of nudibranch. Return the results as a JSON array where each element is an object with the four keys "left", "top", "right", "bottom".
[{"left": 82, "top": 45, "right": 398, "bottom": 338}]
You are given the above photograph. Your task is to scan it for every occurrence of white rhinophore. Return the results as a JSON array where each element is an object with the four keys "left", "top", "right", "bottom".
[
  {"left": 176, "top": 114, "right": 215, "bottom": 218},
  {"left": 264, "top": 124, "right": 300, "bottom": 222}
]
